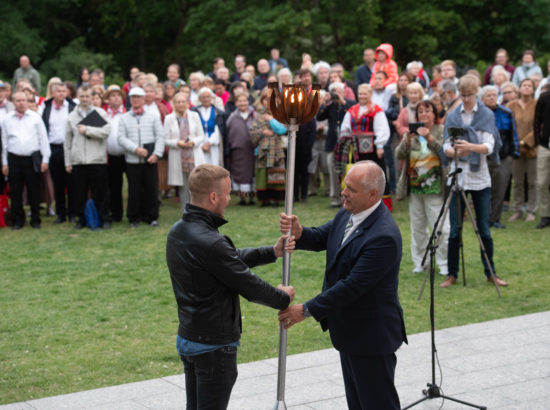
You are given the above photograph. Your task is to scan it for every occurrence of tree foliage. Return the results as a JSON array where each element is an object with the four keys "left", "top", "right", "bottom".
[{"left": 1, "top": 0, "right": 550, "bottom": 89}]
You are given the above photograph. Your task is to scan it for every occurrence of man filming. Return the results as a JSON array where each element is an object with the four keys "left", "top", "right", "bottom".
[{"left": 441, "top": 75, "right": 508, "bottom": 288}]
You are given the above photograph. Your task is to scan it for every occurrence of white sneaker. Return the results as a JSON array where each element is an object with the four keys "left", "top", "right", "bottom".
[{"left": 413, "top": 267, "right": 425, "bottom": 274}]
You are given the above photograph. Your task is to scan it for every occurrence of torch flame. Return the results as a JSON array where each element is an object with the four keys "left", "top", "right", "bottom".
[{"left": 298, "top": 91, "right": 303, "bottom": 102}]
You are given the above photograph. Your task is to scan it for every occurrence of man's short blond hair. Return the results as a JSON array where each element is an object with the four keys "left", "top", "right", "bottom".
[
  {"left": 189, "top": 164, "right": 230, "bottom": 203},
  {"left": 458, "top": 75, "right": 479, "bottom": 95}
]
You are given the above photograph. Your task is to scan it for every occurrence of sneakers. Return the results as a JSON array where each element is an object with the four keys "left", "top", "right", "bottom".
[
  {"left": 508, "top": 212, "right": 523, "bottom": 222},
  {"left": 440, "top": 275, "right": 457, "bottom": 288},
  {"left": 150, "top": 220, "right": 159, "bottom": 228},
  {"left": 412, "top": 267, "right": 425, "bottom": 274},
  {"left": 491, "top": 221, "right": 506, "bottom": 229}
]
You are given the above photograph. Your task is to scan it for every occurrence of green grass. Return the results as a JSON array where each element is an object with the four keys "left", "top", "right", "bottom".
[{"left": 1, "top": 192, "right": 549, "bottom": 404}]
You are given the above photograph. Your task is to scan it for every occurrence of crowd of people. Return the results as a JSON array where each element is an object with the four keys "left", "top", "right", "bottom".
[{"left": 1, "top": 46, "right": 550, "bottom": 278}]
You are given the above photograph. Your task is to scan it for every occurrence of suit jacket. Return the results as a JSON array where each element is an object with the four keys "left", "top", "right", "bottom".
[{"left": 299, "top": 203, "right": 407, "bottom": 356}]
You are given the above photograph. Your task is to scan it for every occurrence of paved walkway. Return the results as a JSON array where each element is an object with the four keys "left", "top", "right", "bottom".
[{"left": 3, "top": 311, "right": 550, "bottom": 410}]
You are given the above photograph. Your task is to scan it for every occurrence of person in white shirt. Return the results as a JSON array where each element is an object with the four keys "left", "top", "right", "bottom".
[
  {"left": 441, "top": 75, "right": 508, "bottom": 288},
  {"left": 105, "top": 85, "right": 127, "bottom": 222},
  {"left": 41, "top": 82, "right": 77, "bottom": 223},
  {"left": 1, "top": 92, "right": 51, "bottom": 229}
]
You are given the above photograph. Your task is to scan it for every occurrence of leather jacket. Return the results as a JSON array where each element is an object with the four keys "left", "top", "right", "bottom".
[{"left": 166, "top": 204, "right": 290, "bottom": 345}]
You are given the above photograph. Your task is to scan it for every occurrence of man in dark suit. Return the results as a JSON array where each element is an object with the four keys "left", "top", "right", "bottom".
[{"left": 279, "top": 160, "right": 407, "bottom": 410}]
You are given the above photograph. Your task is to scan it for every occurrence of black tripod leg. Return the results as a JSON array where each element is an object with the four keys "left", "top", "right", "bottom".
[
  {"left": 439, "top": 394, "right": 487, "bottom": 409},
  {"left": 459, "top": 190, "right": 501, "bottom": 298}
]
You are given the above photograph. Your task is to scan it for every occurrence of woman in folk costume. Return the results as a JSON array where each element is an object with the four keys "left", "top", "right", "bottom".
[
  {"left": 249, "top": 89, "right": 287, "bottom": 207},
  {"left": 192, "top": 87, "right": 224, "bottom": 167},
  {"left": 164, "top": 92, "right": 205, "bottom": 209},
  {"left": 339, "top": 83, "right": 393, "bottom": 209}
]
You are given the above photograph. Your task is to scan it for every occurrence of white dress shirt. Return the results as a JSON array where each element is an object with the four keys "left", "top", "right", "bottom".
[
  {"left": 340, "top": 106, "right": 390, "bottom": 148},
  {"left": 443, "top": 103, "right": 494, "bottom": 191},
  {"left": 106, "top": 106, "right": 126, "bottom": 156},
  {"left": 144, "top": 102, "right": 160, "bottom": 118},
  {"left": 47, "top": 100, "right": 70, "bottom": 144},
  {"left": 341, "top": 199, "right": 382, "bottom": 244},
  {"left": 1, "top": 110, "right": 51, "bottom": 165}
]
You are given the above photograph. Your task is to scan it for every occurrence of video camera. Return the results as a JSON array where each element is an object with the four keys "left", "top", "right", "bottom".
[{"left": 448, "top": 127, "right": 465, "bottom": 143}]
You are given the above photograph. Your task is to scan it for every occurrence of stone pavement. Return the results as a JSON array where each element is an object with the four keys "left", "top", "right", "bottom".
[{"left": 3, "top": 311, "right": 550, "bottom": 410}]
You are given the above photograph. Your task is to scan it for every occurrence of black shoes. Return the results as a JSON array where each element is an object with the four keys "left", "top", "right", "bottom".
[
  {"left": 31, "top": 222, "right": 41, "bottom": 229},
  {"left": 74, "top": 222, "right": 86, "bottom": 230},
  {"left": 536, "top": 217, "right": 550, "bottom": 229},
  {"left": 54, "top": 217, "right": 66, "bottom": 224},
  {"left": 491, "top": 221, "right": 506, "bottom": 229},
  {"left": 12, "top": 225, "right": 22, "bottom": 231}
]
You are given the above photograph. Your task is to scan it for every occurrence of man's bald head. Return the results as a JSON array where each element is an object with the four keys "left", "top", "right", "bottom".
[{"left": 352, "top": 161, "right": 386, "bottom": 200}]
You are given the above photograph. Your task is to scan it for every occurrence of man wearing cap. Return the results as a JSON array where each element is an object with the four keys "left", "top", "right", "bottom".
[
  {"left": 12, "top": 56, "right": 41, "bottom": 94},
  {"left": 65, "top": 86, "right": 111, "bottom": 230},
  {"left": 105, "top": 85, "right": 127, "bottom": 222},
  {"left": 42, "top": 81, "right": 77, "bottom": 224},
  {"left": 118, "top": 87, "right": 165, "bottom": 227},
  {"left": 1, "top": 92, "right": 50, "bottom": 229}
]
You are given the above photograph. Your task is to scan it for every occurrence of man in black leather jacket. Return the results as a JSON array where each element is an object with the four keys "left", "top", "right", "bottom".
[{"left": 166, "top": 164, "right": 295, "bottom": 409}]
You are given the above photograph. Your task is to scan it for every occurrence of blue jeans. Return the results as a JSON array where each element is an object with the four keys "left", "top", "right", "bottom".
[
  {"left": 448, "top": 187, "right": 495, "bottom": 278},
  {"left": 181, "top": 346, "right": 238, "bottom": 410}
]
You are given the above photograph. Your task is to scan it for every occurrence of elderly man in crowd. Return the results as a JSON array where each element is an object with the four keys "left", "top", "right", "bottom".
[
  {"left": 253, "top": 59, "right": 270, "bottom": 91},
  {"left": 118, "top": 87, "right": 165, "bottom": 228},
  {"left": 42, "top": 81, "right": 77, "bottom": 224},
  {"left": 12, "top": 55, "right": 41, "bottom": 94},
  {"left": 481, "top": 85, "right": 519, "bottom": 229},
  {"left": 1, "top": 92, "right": 50, "bottom": 229},
  {"left": 64, "top": 86, "right": 111, "bottom": 229}
]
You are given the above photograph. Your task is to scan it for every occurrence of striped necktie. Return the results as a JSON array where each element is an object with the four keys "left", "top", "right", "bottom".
[{"left": 341, "top": 216, "right": 353, "bottom": 244}]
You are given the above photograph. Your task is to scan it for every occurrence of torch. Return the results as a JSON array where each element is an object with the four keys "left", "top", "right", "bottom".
[{"left": 268, "top": 82, "right": 320, "bottom": 410}]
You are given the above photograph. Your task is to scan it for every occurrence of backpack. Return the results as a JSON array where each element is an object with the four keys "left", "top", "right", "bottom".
[{"left": 84, "top": 199, "right": 101, "bottom": 230}]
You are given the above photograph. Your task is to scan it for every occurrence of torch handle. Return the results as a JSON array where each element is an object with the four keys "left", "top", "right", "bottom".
[{"left": 274, "top": 120, "right": 298, "bottom": 407}]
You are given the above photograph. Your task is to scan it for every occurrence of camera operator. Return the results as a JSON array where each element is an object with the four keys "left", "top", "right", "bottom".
[
  {"left": 316, "top": 83, "right": 355, "bottom": 207},
  {"left": 441, "top": 75, "right": 509, "bottom": 288}
]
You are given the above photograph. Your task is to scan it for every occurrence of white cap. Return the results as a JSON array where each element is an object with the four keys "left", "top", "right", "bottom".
[{"left": 128, "top": 87, "right": 145, "bottom": 97}]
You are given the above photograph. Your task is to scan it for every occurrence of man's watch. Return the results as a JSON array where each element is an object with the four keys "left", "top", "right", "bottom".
[{"left": 302, "top": 304, "right": 312, "bottom": 318}]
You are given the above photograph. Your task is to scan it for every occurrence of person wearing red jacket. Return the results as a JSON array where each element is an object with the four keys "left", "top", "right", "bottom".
[{"left": 369, "top": 43, "right": 399, "bottom": 88}]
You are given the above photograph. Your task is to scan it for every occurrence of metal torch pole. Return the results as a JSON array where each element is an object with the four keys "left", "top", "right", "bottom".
[{"left": 274, "top": 118, "right": 298, "bottom": 410}]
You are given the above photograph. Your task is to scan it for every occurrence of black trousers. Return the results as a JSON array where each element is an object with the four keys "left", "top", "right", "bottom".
[
  {"left": 340, "top": 351, "right": 400, "bottom": 410},
  {"left": 8, "top": 153, "right": 41, "bottom": 226},
  {"left": 107, "top": 155, "right": 126, "bottom": 221},
  {"left": 126, "top": 163, "right": 158, "bottom": 223},
  {"left": 181, "top": 346, "right": 238, "bottom": 410},
  {"left": 49, "top": 144, "right": 75, "bottom": 219},
  {"left": 72, "top": 164, "right": 110, "bottom": 225}
]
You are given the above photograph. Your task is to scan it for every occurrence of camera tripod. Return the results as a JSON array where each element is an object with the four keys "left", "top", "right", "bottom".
[{"left": 404, "top": 150, "right": 501, "bottom": 410}]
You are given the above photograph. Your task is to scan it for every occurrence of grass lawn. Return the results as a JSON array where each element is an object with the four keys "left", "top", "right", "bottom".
[{"left": 1, "top": 191, "right": 549, "bottom": 404}]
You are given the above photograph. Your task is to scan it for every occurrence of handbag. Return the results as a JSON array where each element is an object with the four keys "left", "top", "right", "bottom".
[
  {"left": 341, "top": 145, "right": 355, "bottom": 189},
  {"left": 356, "top": 132, "right": 375, "bottom": 154}
]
